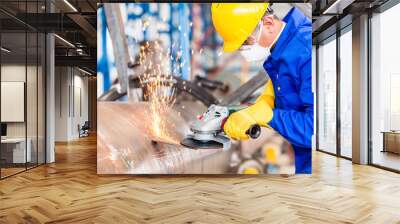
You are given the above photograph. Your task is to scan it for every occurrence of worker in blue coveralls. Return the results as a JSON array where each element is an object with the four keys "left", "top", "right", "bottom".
[{"left": 211, "top": 3, "right": 313, "bottom": 173}]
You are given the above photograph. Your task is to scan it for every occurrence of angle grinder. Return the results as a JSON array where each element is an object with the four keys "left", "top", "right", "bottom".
[{"left": 180, "top": 104, "right": 261, "bottom": 150}]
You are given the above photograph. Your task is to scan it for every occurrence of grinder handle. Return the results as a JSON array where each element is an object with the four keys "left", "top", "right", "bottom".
[{"left": 246, "top": 124, "right": 261, "bottom": 139}]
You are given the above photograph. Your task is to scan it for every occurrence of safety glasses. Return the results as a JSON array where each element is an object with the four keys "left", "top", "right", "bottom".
[{"left": 241, "top": 22, "right": 262, "bottom": 48}]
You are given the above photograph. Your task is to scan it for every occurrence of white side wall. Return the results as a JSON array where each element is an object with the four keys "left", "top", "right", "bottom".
[
  {"left": 55, "top": 67, "right": 89, "bottom": 141},
  {"left": 55, "top": 67, "right": 69, "bottom": 141},
  {"left": 312, "top": 45, "right": 316, "bottom": 151}
]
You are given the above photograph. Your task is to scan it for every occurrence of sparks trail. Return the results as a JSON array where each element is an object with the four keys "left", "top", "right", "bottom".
[{"left": 138, "top": 41, "right": 178, "bottom": 143}]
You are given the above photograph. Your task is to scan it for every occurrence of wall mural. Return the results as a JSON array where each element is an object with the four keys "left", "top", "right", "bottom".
[{"left": 97, "top": 3, "right": 313, "bottom": 175}]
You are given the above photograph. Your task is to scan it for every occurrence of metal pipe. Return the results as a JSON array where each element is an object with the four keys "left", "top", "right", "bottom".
[{"left": 103, "top": 4, "right": 131, "bottom": 97}]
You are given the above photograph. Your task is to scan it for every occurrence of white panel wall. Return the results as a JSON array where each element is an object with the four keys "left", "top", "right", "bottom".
[
  {"left": 55, "top": 66, "right": 69, "bottom": 141},
  {"left": 1, "top": 82, "right": 25, "bottom": 122},
  {"left": 1, "top": 65, "right": 26, "bottom": 138},
  {"left": 55, "top": 67, "right": 89, "bottom": 141}
]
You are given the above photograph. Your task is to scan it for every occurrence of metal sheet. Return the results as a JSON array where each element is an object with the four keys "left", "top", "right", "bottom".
[{"left": 97, "top": 102, "right": 231, "bottom": 174}]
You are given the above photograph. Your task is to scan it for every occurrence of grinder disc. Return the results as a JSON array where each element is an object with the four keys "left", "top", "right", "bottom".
[{"left": 180, "top": 137, "right": 223, "bottom": 149}]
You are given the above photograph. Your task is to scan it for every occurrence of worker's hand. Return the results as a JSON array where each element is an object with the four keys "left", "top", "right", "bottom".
[
  {"left": 224, "top": 100, "right": 273, "bottom": 140},
  {"left": 256, "top": 79, "right": 275, "bottom": 109}
]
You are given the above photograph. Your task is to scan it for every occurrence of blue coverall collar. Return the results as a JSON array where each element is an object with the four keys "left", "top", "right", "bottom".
[{"left": 268, "top": 7, "right": 308, "bottom": 62}]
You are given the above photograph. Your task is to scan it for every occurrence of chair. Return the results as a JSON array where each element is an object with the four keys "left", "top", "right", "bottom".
[{"left": 79, "top": 121, "right": 90, "bottom": 138}]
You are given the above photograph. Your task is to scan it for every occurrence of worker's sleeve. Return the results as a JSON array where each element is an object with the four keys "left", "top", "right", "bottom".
[{"left": 268, "top": 59, "right": 313, "bottom": 149}]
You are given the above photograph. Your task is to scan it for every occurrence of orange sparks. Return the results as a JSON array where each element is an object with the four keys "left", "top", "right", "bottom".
[{"left": 138, "top": 41, "right": 178, "bottom": 143}]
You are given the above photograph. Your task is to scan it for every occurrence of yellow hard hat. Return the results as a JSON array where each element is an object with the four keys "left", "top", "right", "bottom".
[{"left": 211, "top": 3, "right": 269, "bottom": 52}]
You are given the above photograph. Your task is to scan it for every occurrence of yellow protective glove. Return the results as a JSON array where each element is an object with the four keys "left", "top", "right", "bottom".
[
  {"left": 257, "top": 79, "right": 275, "bottom": 109},
  {"left": 223, "top": 79, "right": 275, "bottom": 140}
]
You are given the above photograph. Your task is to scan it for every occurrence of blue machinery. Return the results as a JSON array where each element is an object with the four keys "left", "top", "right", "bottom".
[
  {"left": 97, "top": 7, "right": 111, "bottom": 94},
  {"left": 177, "top": 4, "right": 191, "bottom": 80}
]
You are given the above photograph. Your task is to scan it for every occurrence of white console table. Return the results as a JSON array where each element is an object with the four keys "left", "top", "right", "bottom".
[{"left": 1, "top": 138, "right": 32, "bottom": 163}]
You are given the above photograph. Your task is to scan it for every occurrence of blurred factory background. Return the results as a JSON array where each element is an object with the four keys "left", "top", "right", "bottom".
[{"left": 97, "top": 3, "right": 310, "bottom": 98}]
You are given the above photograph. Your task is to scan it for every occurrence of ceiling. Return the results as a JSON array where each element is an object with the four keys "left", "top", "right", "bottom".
[
  {"left": 0, "top": 0, "right": 97, "bottom": 73},
  {"left": 311, "top": 0, "right": 392, "bottom": 43}
]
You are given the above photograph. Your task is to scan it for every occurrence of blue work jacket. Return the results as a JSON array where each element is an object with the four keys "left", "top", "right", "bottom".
[{"left": 264, "top": 8, "right": 313, "bottom": 174}]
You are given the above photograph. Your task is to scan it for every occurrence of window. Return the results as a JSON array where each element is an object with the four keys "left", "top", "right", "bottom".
[
  {"left": 339, "top": 28, "right": 352, "bottom": 158},
  {"left": 317, "top": 36, "right": 337, "bottom": 154},
  {"left": 371, "top": 2, "right": 400, "bottom": 171}
]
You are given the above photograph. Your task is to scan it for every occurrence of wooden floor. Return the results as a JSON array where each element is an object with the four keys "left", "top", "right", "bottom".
[
  {"left": 373, "top": 151, "right": 400, "bottom": 171},
  {"left": 1, "top": 167, "right": 26, "bottom": 178},
  {"left": 1, "top": 135, "right": 400, "bottom": 224}
]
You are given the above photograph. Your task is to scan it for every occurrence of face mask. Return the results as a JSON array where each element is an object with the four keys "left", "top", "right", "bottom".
[
  {"left": 239, "top": 44, "right": 271, "bottom": 62},
  {"left": 239, "top": 23, "right": 271, "bottom": 62}
]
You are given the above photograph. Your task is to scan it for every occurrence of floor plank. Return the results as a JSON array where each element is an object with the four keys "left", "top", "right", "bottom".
[{"left": 0, "top": 135, "right": 399, "bottom": 224}]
